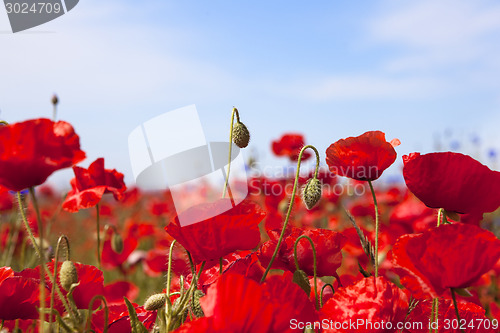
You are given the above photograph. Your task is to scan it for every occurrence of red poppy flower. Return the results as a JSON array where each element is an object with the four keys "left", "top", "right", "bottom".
[
  {"left": 392, "top": 223, "right": 500, "bottom": 298},
  {"left": 165, "top": 199, "right": 266, "bottom": 264},
  {"left": 405, "top": 298, "right": 497, "bottom": 333},
  {"left": 175, "top": 273, "right": 274, "bottom": 332},
  {"left": 63, "top": 158, "right": 127, "bottom": 212},
  {"left": 143, "top": 247, "right": 189, "bottom": 277},
  {"left": 0, "top": 118, "right": 86, "bottom": 192},
  {"left": 0, "top": 266, "right": 40, "bottom": 320},
  {"left": 263, "top": 272, "right": 319, "bottom": 332},
  {"left": 91, "top": 301, "right": 157, "bottom": 333},
  {"left": 103, "top": 280, "right": 139, "bottom": 304},
  {"left": 320, "top": 277, "right": 409, "bottom": 333},
  {"left": 192, "top": 252, "right": 264, "bottom": 293},
  {"left": 326, "top": 131, "right": 400, "bottom": 181},
  {"left": 259, "top": 226, "right": 347, "bottom": 278},
  {"left": 389, "top": 192, "right": 436, "bottom": 233},
  {"left": 272, "top": 133, "right": 311, "bottom": 161},
  {"left": 403, "top": 152, "right": 500, "bottom": 216},
  {"left": 176, "top": 272, "right": 317, "bottom": 333},
  {"left": 0, "top": 185, "right": 13, "bottom": 211}
]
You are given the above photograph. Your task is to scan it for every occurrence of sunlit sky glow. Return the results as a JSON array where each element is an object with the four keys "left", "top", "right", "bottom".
[{"left": 1, "top": 0, "right": 499, "bottom": 188}]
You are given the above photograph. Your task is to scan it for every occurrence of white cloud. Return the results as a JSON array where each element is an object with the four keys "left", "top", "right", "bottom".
[
  {"left": 369, "top": 0, "right": 500, "bottom": 72},
  {"left": 292, "top": 75, "right": 447, "bottom": 102}
]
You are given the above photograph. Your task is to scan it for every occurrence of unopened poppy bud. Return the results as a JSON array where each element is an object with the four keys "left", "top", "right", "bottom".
[
  {"left": 111, "top": 232, "right": 124, "bottom": 254},
  {"left": 190, "top": 289, "right": 205, "bottom": 318},
  {"left": 144, "top": 293, "right": 166, "bottom": 311},
  {"left": 232, "top": 121, "right": 250, "bottom": 148},
  {"left": 51, "top": 94, "right": 59, "bottom": 106},
  {"left": 59, "top": 260, "right": 78, "bottom": 291},
  {"left": 302, "top": 178, "right": 322, "bottom": 210}
]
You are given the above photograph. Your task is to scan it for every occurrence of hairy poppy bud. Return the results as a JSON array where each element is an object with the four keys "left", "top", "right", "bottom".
[
  {"left": 232, "top": 121, "right": 250, "bottom": 148},
  {"left": 190, "top": 289, "right": 205, "bottom": 318},
  {"left": 302, "top": 178, "right": 322, "bottom": 210},
  {"left": 111, "top": 232, "right": 124, "bottom": 254},
  {"left": 51, "top": 94, "right": 59, "bottom": 106},
  {"left": 59, "top": 260, "right": 78, "bottom": 291},
  {"left": 144, "top": 293, "right": 166, "bottom": 311}
]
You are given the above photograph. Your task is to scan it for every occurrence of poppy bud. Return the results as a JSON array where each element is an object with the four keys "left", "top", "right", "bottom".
[
  {"left": 173, "top": 296, "right": 189, "bottom": 322},
  {"left": 51, "top": 94, "right": 59, "bottom": 106},
  {"left": 302, "top": 178, "right": 322, "bottom": 210},
  {"left": 111, "top": 232, "right": 124, "bottom": 254},
  {"left": 144, "top": 293, "right": 166, "bottom": 311},
  {"left": 59, "top": 260, "right": 78, "bottom": 291},
  {"left": 190, "top": 289, "right": 205, "bottom": 318},
  {"left": 232, "top": 121, "right": 250, "bottom": 148}
]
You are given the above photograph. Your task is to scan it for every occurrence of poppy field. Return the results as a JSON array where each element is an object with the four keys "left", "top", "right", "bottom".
[{"left": 0, "top": 108, "right": 500, "bottom": 333}]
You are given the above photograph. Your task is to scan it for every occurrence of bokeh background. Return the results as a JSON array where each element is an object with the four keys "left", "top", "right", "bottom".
[{"left": 1, "top": 0, "right": 499, "bottom": 188}]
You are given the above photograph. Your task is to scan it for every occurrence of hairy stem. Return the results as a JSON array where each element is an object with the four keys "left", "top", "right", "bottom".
[
  {"left": 451, "top": 289, "right": 465, "bottom": 333},
  {"left": 293, "top": 235, "right": 318, "bottom": 309},
  {"left": 16, "top": 192, "right": 77, "bottom": 324},
  {"left": 222, "top": 107, "right": 240, "bottom": 198},
  {"left": 260, "top": 145, "right": 320, "bottom": 282},
  {"left": 29, "top": 188, "right": 46, "bottom": 333},
  {"left": 367, "top": 180, "right": 379, "bottom": 278}
]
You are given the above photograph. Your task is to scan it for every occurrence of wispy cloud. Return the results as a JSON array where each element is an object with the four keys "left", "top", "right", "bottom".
[
  {"left": 369, "top": 0, "right": 500, "bottom": 72},
  {"left": 291, "top": 75, "right": 448, "bottom": 101},
  {"left": 284, "top": 0, "right": 500, "bottom": 102}
]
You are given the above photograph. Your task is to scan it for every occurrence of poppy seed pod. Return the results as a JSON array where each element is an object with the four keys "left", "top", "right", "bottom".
[
  {"left": 302, "top": 178, "right": 322, "bottom": 210},
  {"left": 144, "top": 293, "right": 166, "bottom": 311},
  {"left": 51, "top": 94, "right": 59, "bottom": 105},
  {"left": 59, "top": 260, "right": 78, "bottom": 291},
  {"left": 232, "top": 121, "right": 250, "bottom": 148},
  {"left": 190, "top": 289, "right": 205, "bottom": 318},
  {"left": 111, "top": 232, "right": 124, "bottom": 254}
]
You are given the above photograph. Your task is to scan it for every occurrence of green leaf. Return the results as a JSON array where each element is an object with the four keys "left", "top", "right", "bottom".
[
  {"left": 293, "top": 270, "right": 311, "bottom": 295},
  {"left": 124, "top": 297, "right": 149, "bottom": 333}
]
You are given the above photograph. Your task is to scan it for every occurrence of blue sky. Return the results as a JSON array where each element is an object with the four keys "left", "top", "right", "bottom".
[{"left": 1, "top": 0, "right": 499, "bottom": 188}]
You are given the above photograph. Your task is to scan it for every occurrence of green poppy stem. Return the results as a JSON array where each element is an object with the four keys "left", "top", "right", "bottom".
[
  {"left": 437, "top": 208, "right": 444, "bottom": 227},
  {"left": 293, "top": 235, "right": 318, "bottom": 309},
  {"left": 320, "top": 283, "right": 334, "bottom": 308},
  {"left": 49, "top": 235, "right": 71, "bottom": 328},
  {"left": 260, "top": 145, "right": 320, "bottom": 283},
  {"left": 451, "top": 288, "right": 465, "bottom": 333},
  {"left": 16, "top": 192, "right": 77, "bottom": 325},
  {"left": 28, "top": 187, "right": 46, "bottom": 333},
  {"left": 86, "top": 295, "right": 109, "bottom": 333},
  {"left": 428, "top": 298, "right": 435, "bottom": 333},
  {"left": 433, "top": 298, "right": 439, "bottom": 333},
  {"left": 367, "top": 180, "right": 379, "bottom": 278},
  {"left": 222, "top": 107, "right": 240, "bottom": 198}
]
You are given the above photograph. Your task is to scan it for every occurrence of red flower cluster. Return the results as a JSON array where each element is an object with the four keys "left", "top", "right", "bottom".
[{"left": 1, "top": 116, "right": 500, "bottom": 333}]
